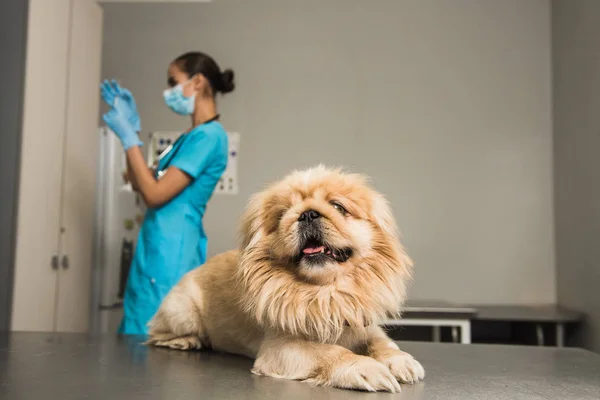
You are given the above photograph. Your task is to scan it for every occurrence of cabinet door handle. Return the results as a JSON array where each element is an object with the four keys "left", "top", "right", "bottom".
[
  {"left": 51, "top": 255, "right": 59, "bottom": 270},
  {"left": 98, "top": 301, "right": 123, "bottom": 310},
  {"left": 61, "top": 255, "right": 69, "bottom": 270}
]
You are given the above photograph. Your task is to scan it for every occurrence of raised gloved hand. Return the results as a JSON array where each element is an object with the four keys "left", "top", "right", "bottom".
[
  {"left": 102, "top": 106, "right": 143, "bottom": 151},
  {"left": 100, "top": 80, "right": 141, "bottom": 132}
]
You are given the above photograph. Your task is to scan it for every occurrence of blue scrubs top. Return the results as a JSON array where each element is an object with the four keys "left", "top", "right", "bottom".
[{"left": 118, "top": 120, "right": 228, "bottom": 335}]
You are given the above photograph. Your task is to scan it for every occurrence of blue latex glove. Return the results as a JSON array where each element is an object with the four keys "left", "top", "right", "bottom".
[
  {"left": 100, "top": 80, "right": 141, "bottom": 132},
  {"left": 102, "top": 106, "right": 143, "bottom": 151}
]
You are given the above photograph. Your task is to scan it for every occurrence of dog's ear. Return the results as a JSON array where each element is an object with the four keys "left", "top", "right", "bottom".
[
  {"left": 371, "top": 193, "right": 399, "bottom": 240},
  {"left": 371, "top": 192, "right": 414, "bottom": 271},
  {"left": 238, "top": 191, "right": 265, "bottom": 250}
]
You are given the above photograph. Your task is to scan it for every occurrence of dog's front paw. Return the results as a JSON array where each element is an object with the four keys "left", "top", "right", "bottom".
[
  {"left": 308, "top": 355, "right": 402, "bottom": 393},
  {"left": 146, "top": 335, "right": 203, "bottom": 351},
  {"left": 379, "top": 351, "right": 425, "bottom": 384}
]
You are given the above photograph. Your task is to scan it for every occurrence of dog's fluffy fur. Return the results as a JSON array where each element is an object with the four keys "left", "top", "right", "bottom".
[{"left": 147, "top": 166, "right": 424, "bottom": 392}]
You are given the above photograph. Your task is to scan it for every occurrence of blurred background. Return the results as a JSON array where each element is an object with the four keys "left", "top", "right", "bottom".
[{"left": 0, "top": 0, "right": 598, "bottom": 353}]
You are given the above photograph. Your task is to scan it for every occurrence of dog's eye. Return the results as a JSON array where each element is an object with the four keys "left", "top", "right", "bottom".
[{"left": 330, "top": 201, "right": 348, "bottom": 216}]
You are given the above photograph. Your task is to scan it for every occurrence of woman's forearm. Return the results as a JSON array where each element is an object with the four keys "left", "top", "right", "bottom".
[
  {"left": 125, "top": 146, "right": 192, "bottom": 208},
  {"left": 126, "top": 146, "right": 160, "bottom": 206},
  {"left": 125, "top": 158, "right": 140, "bottom": 190}
]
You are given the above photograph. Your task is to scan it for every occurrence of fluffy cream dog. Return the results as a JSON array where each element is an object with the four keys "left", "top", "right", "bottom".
[{"left": 147, "top": 166, "right": 424, "bottom": 392}]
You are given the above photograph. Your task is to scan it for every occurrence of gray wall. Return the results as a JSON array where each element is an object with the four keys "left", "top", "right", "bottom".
[
  {"left": 102, "top": 0, "right": 555, "bottom": 304},
  {"left": 0, "top": 0, "right": 28, "bottom": 331},
  {"left": 552, "top": 0, "right": 600, "bottom": 352}
]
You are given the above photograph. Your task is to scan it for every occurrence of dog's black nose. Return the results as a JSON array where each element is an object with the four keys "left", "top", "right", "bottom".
[{"left": 298, "top": 210, "right": 321, "bottom": 222}]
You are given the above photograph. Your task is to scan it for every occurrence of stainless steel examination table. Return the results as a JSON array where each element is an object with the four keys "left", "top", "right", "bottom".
[{"left": 1, "top": 333, "right": 599, "bottom": 399}]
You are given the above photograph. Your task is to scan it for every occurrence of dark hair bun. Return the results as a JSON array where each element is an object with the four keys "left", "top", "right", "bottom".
[{"left": 219, "top": 69, "right": 235, "bottom": 94}]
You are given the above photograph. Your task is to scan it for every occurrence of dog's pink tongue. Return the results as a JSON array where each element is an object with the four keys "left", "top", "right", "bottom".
[{"left": 303, "top": 246, "right": 325, "bottom": 254}]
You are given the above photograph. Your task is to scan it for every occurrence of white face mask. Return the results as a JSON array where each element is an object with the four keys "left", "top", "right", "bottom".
[{"left": 163, "top": 76, "right": 196, "bottom": 116}]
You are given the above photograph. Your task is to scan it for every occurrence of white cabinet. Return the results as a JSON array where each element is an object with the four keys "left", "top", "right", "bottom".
[{"left": 11, "top": 0, "right": 103, "bottom": 332}]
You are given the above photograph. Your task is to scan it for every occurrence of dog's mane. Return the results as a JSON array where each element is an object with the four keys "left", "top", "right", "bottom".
[{"left": 236, "top": 237, "right": 411, "bottom": 343}]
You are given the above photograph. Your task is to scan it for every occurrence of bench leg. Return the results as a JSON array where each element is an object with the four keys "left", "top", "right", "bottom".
[
  {"left": 432, "top": 326, "right": 441, "bottom": 342},
  {"left": 556, "top": 323, "right": 565, "bottom": 347},
  {"left": 459, "top": 320, "right": 471, "bottom": 344},
  {"left": 536, "top": 323, "right": 544, "bottom": 346}
]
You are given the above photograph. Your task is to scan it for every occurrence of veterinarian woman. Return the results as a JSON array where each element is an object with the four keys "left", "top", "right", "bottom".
[{"left": 100, "top": 52, "right": 234, "bottom": 335}]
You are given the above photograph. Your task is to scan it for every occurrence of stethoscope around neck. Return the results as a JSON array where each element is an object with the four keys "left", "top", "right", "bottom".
[{"left": 156, "top": 114, "right": 220, "bottom": 179}]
